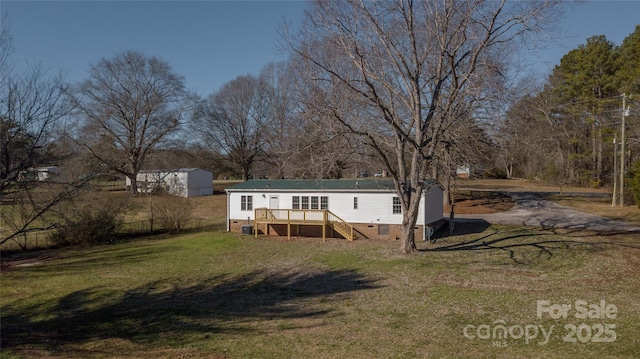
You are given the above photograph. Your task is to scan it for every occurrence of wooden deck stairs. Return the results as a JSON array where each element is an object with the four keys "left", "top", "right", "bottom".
[{"left": 253, "top": 208, "right": 366, "bottom": 241}]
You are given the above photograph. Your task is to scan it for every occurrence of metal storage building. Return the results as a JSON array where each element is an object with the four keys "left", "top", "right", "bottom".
[{"left": 126, "top": 168, "right": 213, "bottom": 197}]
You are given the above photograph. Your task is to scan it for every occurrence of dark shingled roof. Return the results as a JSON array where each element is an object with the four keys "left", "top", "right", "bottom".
[{"left": 225, "top": 179, "right": 440, "bottom": 192}]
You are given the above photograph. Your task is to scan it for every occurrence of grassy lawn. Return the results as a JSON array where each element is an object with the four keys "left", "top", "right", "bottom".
[{"left": 2, "top": 224, "right": 639, "bottom": 358}]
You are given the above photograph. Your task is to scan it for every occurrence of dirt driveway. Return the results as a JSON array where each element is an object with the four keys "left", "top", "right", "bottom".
[{"left": 454, "top": 190, "right": 640, "bottom": 233}]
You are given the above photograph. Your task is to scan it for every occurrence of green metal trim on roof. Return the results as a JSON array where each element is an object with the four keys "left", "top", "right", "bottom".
[{"left": 225, "top": 179, "right": 441, "bottom": 192}]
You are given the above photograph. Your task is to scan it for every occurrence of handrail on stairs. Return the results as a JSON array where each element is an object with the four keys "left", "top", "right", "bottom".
[{"left": 253, "top": 208, "right": 357, "bottom": 241}]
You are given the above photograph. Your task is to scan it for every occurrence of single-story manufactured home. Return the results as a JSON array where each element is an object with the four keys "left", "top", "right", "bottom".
[
  {"left": 125, "top": 168, "right": 213, "bottom": 197},
  {"left": 225, "top": 179, "right": 444, "bottom": 241}
]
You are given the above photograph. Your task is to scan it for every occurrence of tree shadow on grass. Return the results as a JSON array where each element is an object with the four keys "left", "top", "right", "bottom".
[
  {"left": 422, "top": 219, "right": 640, "bottom": 265},
  {"left": 1, "top": 243, "right": 182, "bottom": 277},
  {"left": 1, "top": 268, "right": 381, "bottom": 354},
  {"left": 438, "top": 218, "right": 492, "bottom": 236}
]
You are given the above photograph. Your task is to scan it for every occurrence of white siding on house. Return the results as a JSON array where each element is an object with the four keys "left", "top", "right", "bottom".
[
  {"left": 227, "top": 189, "right": 441, "bottom": 226},
  {"left": 226, "top": 179, "right": 445, "bottom": 240},
  {"left": 423, "top": 185, "right": 444, "bottom": 225},
  {"left": 328, "top": 191, "right": 415, "bottom": 225}
]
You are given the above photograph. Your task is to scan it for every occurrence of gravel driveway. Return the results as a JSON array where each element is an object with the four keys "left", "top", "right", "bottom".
[{"left": 454, "top": 191, "right": 640, "bottom": 233}]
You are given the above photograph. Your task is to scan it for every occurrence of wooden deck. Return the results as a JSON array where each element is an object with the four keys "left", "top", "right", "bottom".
[{"left": 254, "top": 208, "right": 359, "bottom": 241}]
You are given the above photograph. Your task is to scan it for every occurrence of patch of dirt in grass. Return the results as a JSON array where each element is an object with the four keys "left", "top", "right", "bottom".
[
  {"left": 444, "top": 190, "right": 515, "bottom": 214},
  {"left": 0, "top": 250, "right": 56, "bottom": 272}
]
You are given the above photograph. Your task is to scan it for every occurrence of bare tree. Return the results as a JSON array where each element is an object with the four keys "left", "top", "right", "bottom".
[
  {"left": 193, "top": 75, "right": 272, "bottom": 180},
  {"left": 259, "top": 62, "right": 304, "bottom": 179},
  {"left": 291, "top": 113, "right": 357, "bottom": 179},
  {"left": 0, "top": 24, "right": 93, "bottom": 249},
  {"left": 0, "top": 66, "right": 70, "bottom": 196},
  {"left": 72, "top": 50, "right": 190, "bottom": 194},
  {"left": 0, "top": 14, "right": 11, "bottom": 73},
  {"left": 254, "top": 60, "right": 360, "bottom": 180},
  {"left": 287, "top": 0, "right": 562, "bottom": 253}
]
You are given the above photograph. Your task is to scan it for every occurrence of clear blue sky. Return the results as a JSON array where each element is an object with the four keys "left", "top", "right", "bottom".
[{"left": 2, "top": 0, "right": 638, "bottom": 96}]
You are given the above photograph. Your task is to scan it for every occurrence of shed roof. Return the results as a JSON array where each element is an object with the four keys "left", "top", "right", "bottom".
[{"left": 225, "top": 179, "right": 440, "bottom": 192}]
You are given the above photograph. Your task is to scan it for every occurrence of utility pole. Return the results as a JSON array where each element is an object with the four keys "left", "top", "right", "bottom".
[
  {"left": 612, "top": 133, "right": 617, "bottom": 206},
  {"left": 619, "top": 93, "right": 627, "bottom": 206}
]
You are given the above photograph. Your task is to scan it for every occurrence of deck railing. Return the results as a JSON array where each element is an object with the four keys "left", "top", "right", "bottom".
[
  {"left": 255, "top": 208, "right": 325, "bottom": 223},
  {"left": 325, "top": 210, "right": 354, "bottom": 240},
  {"left": 253, "top": 208, "right": 358, "bottom": 241}
]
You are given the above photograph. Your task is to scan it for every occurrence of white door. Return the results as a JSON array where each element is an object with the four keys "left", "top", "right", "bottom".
[{"left": 269, "top": 195, "right": 279, "bottom": 209}]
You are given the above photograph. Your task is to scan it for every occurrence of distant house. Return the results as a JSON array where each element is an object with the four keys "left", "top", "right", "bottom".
[
  {"left": 456, "top": 165, "right": 471, "bottom": 178},
  {"left": 35, "top": 166, "right": 60, "bottom": 181},
  {"left": 225, "top": 179, "right": 444, "bottom": 241},
  {"left": 126, "top": 168, "right": 213, "bottom": 197}
]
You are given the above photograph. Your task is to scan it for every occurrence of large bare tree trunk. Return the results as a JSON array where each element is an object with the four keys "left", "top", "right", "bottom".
[
  {"left": 399, "top": 182, "right": 424, "bottom": 253},
  {"left": 400, "top": 213, "right": 418, "bottom": 253},
  {"left": 128, "top": 174, "right": 139, "bottom": 195}
]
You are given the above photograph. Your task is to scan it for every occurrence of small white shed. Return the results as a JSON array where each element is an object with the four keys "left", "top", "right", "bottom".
[
  {"left": 225, "top": 179, "right": 444, "bottom": 241},
  {"left": 126, "top": 168, "right": 213, "bottom": 197}
]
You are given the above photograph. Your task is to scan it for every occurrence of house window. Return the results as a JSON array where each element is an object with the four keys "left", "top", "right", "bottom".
[
  {"left": 241, "top": 195, "right": 253, "bottom": 211},
  {"left": 321, "top": 196, "right": 329, "bottom": 209},
  {"left": 392, "top": 197, "right": 401, "bottom": 214},
  {"left": 353, "top": 197, "right": 358, "bottom": 210},
  {"left": 292, "top": 196, "right": 327, "bottom": 210}
]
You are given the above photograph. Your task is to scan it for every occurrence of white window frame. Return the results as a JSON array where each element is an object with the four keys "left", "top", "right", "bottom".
[
  {"left": 241, "top": 195, "right": 253, "bottom": 211},
  {"left": 321, "top": 196, "right": 329, "bottom": 210},
  {"left": 392, "top": 196, "right": 401, "bottom": 214}
]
